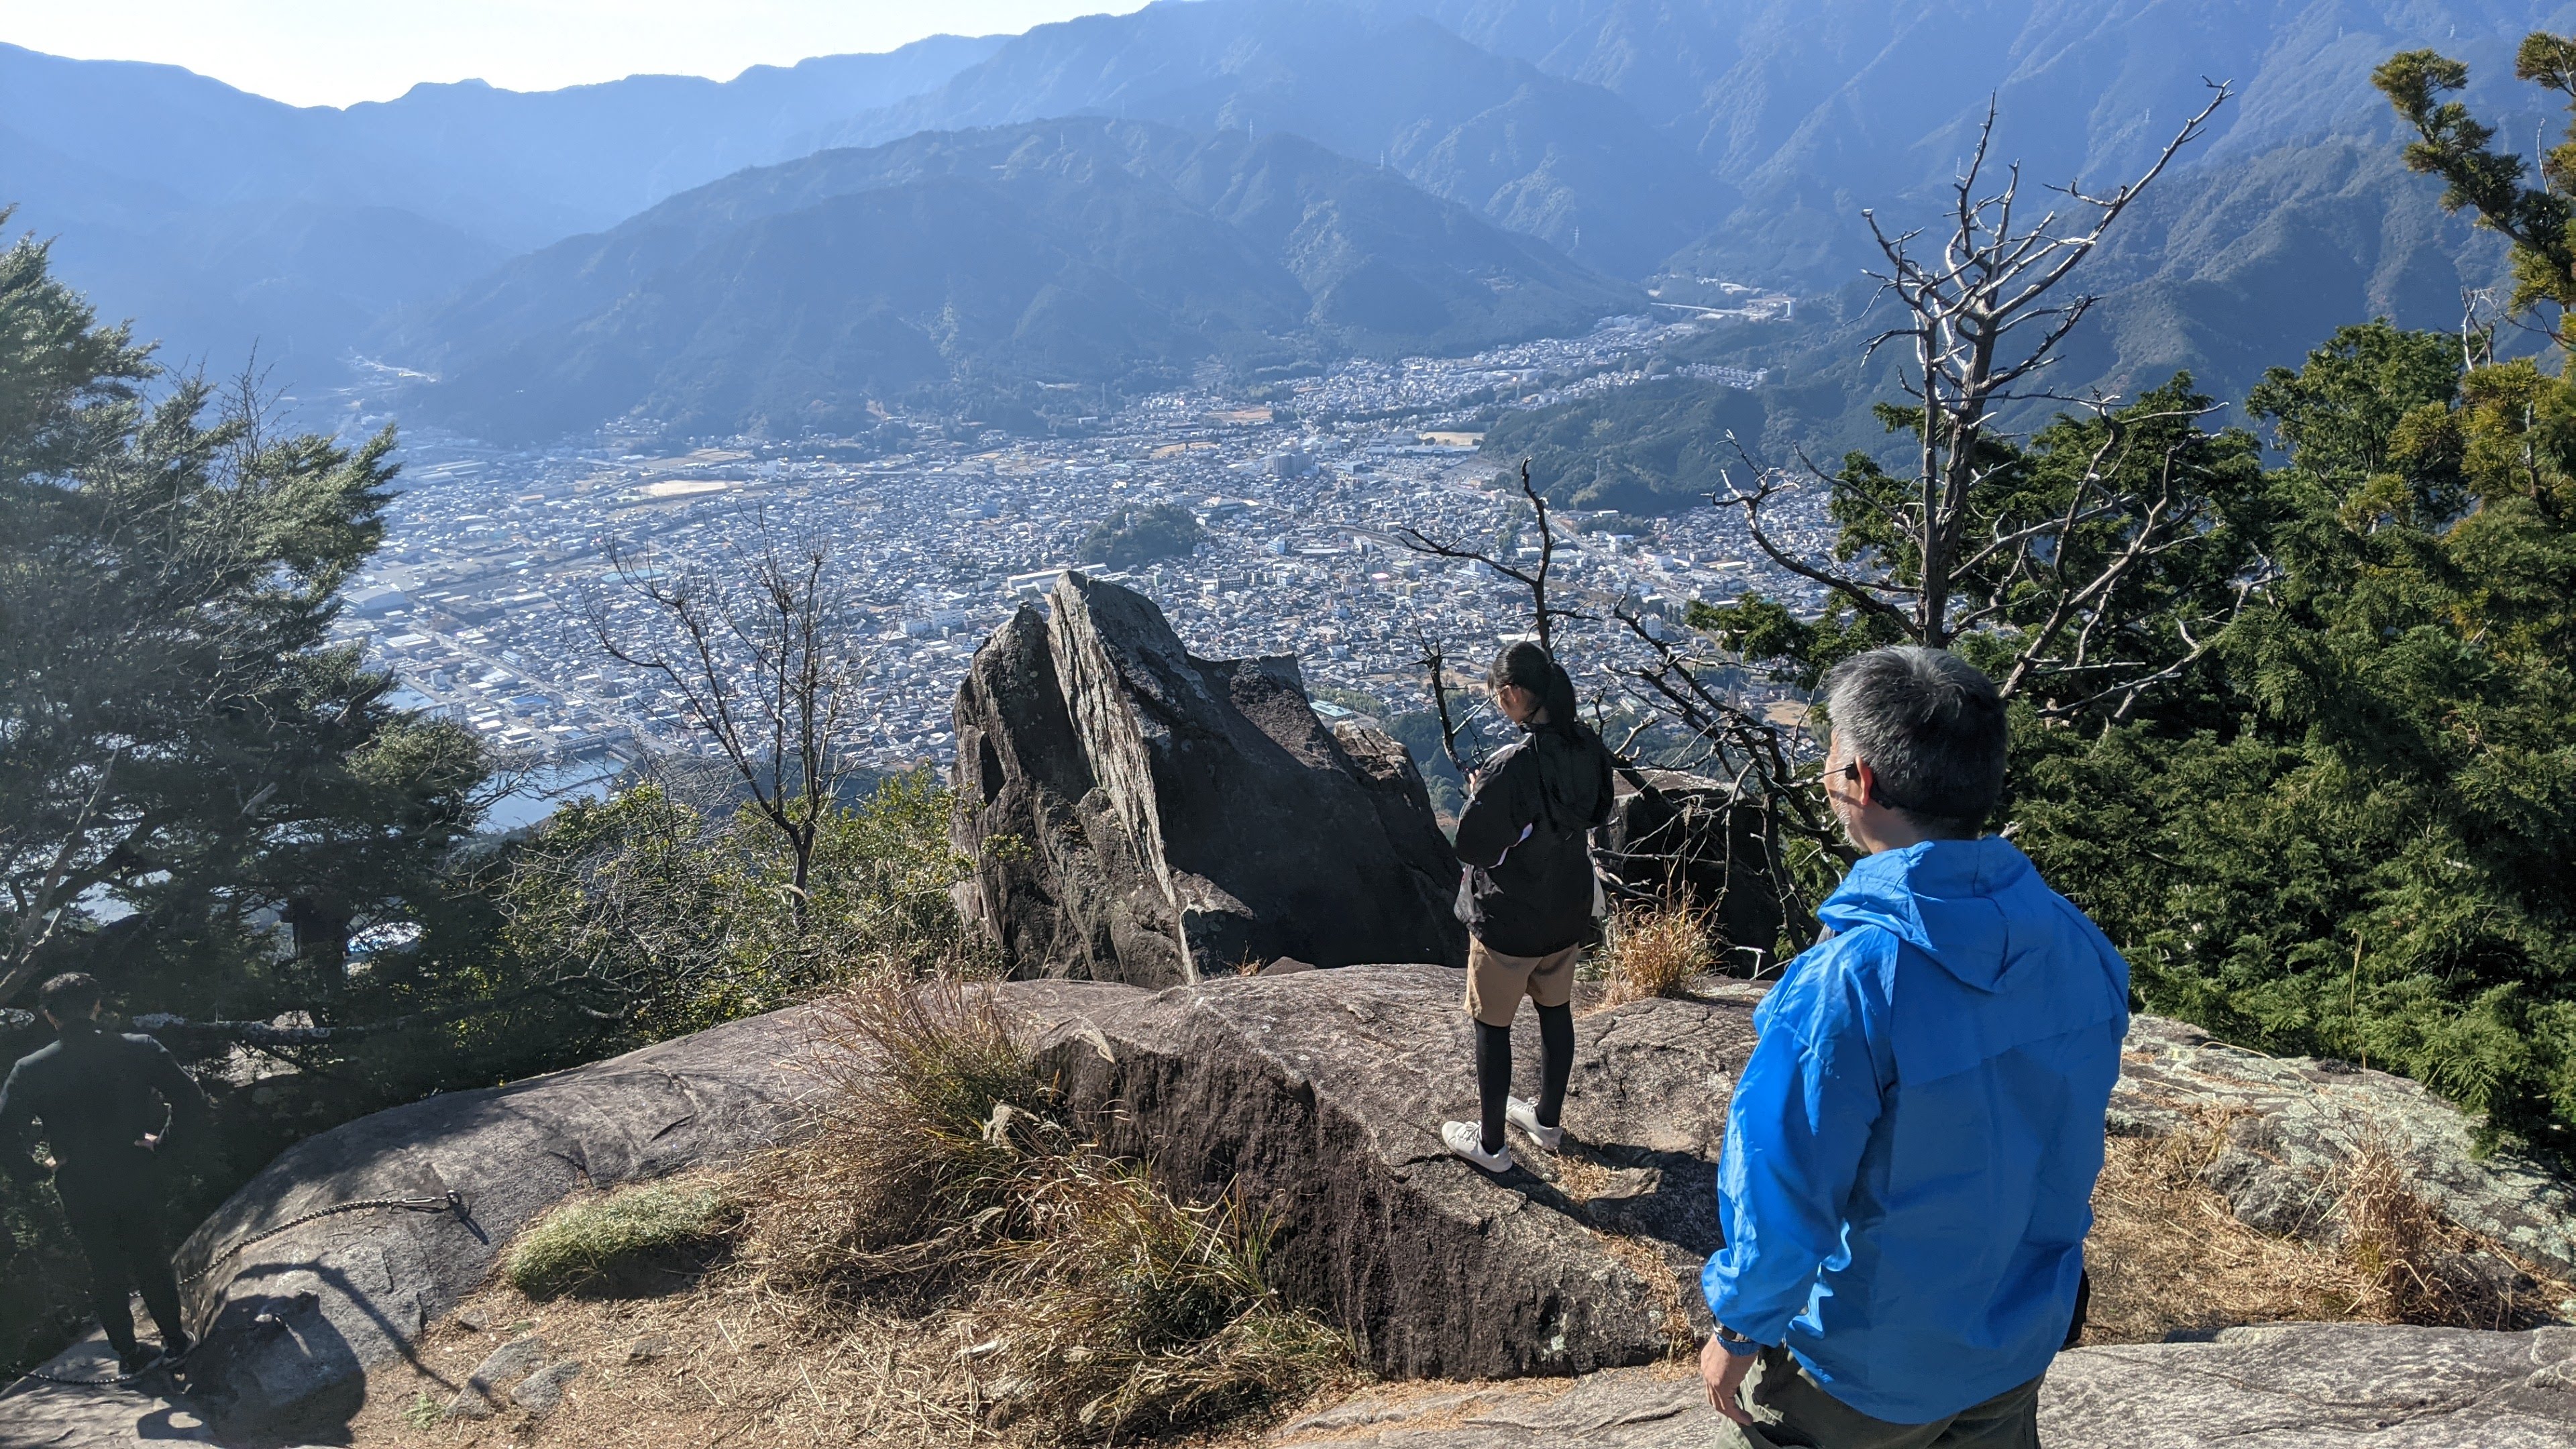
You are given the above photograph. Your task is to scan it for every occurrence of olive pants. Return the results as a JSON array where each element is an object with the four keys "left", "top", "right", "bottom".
[
  {"left": 1724, "top": 1347, "right": 2042, "bottom": 1449},
  {"left": 56, "top": 1161, "right": 187, "bottom": 1356}
]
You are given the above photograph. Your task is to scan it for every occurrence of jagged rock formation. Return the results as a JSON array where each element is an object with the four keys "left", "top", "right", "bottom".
[
  {"left": 1595, "top": 767, "right": 1783, "bottom": 963},
  {"left": 1271, "top": 1324, "right": 2576, "bottom": 1447},
  {"left": 1030, "top": 964, "right": 1760, "bottom": 1379},
  {"left": 951, "top": 572, "right": 1463, "bottom": 985}
]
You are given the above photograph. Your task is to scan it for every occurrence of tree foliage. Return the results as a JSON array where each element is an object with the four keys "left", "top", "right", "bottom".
[
  {"left": 0, "top": 217, "right": 486, "bottom": 1014},
  {"left": 1078, "top": 502, "right": 1205, "bottom": 568},
  {"left": 2010, "top": 321, "right": 2576, "bottom": 1148},
  {"left": 492, "top": 772, "right": 978, "bottom": 1042},
  {"left": 1653, "top": 42, "right": 2576, "bottom": 1148}
]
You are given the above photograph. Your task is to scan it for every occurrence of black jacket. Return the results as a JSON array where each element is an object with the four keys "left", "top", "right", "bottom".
[
  {"left": 1452, "top": 724, "right": 1615, "bottom": 957},
  {"left": 0, "top": 1022, "right": 209, "bottom": 1188}
]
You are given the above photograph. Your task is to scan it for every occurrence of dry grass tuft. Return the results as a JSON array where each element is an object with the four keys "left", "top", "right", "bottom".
[
  {"left": 735, "top": 972, "right": 1053, "bottom": 1313},
  {"left": 2330, "top": 1132, "right": 2562, "bottom": 1330},
  {"left": 2082, "top": 1115, "right": 2369, "bottom": 1342},
  {"left": 2080, "top": 1109, "right": 2573, "bottom": 1344},
  {"left": 1596, "top": 898, "right": 1714, "bottom": 1008},
  {"left": 973, "top": 1161, "right": 1350, "bottom": 1438},
  {"left": 723, "top": 969, "right": 1347, "bottom": 1442}
]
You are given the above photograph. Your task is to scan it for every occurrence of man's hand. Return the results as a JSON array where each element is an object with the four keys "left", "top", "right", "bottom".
[
  {"left": 1701, "top": 1334, "right": 1756, "bottom": 1426},
  {"left": 138, "top": 1132, "right": 161, "bottom": 1154}
]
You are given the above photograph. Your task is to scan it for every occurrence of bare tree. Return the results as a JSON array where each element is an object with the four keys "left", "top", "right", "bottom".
[
  {"left": 579, "top": 511, "right": 862, "bottom": 921},
  {"left": 1395, "top": 460, "right": 1584, "bottom": 773},
  {"left": 1721, "top": 83, "right": 2237, "bottom": 675}
]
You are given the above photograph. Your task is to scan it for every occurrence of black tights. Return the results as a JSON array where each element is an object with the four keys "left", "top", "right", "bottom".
[{"left": 1476, "top": 1002, "right": 1574, "bottom": 1153}]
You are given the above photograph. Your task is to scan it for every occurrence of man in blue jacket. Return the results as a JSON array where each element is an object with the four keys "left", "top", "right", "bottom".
[{"left": 1700, "top": 647, "right": 2127, "bottom": 1446}]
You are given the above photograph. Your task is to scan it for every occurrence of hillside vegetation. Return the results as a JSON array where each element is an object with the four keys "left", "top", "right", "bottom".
[{"left": 387, "top": 119, "right": 1638, "bottom": 441}]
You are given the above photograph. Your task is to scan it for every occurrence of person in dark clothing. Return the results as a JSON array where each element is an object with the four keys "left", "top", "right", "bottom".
[
  {"left": 1441, "top": 641, "right": 1616, "bottom": 1173},
  {"left": 1, "top": 971, "right": 208, "bottom": 1373}
]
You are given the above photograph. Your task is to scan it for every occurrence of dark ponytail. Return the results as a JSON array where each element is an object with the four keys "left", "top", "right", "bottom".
[{"left": 1487, "top": 641, "right": 1612, "bottom": 832}]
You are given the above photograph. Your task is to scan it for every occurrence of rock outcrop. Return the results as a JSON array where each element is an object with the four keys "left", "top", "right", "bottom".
[
  {"left": 0, "top": 1009, "right": 822, "bottom": 1448},
  {"left": 951, "top": 572, "right": 1463, "bottom": 985},
  {"left": 1595, "top": 768, "right": 1783, "bottom": 962},
  {"left": 1027, "top": 964, "right": 1759, "bottom": 1379},
  {"left": 1271, "top": 1324, "right": 2576, "bottom": 1447},
  {"left": 13, "top": 961, "right": 2576, "bottom": 1448},
  {"left": 2116, "top": 1016, "right": 2576, "bottom": 1277}
]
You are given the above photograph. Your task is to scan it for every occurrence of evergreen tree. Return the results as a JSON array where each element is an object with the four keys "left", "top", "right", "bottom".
[
  {"left": 2010, "top": 321, "right": 2576, "bottom": 1148},
  {"left": 0, "top": 216, "right": 486, "bottom": 1018}
]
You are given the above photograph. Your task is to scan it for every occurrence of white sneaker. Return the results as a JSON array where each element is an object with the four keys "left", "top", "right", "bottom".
[
  {"left": 1441, "top": 1120, "right": 1513, "bottom": 1173},
  {"left": 1507, "top": 1096, "right": 1564, "bottom": 1152}
]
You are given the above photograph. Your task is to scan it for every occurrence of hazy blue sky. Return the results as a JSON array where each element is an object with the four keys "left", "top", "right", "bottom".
[{"left": 0, "top": 1, "right": 1149, "bottom": 107}]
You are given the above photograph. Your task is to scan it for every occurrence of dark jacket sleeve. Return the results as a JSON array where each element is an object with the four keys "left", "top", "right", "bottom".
[
  {"left": 1452, "top": 746, "right": 1538, "bottom": 869},
  {"left": 0, "top": 1061, "right": 40, "bottom": 1186},
  {"left": 142, "top": 1038, "right": 209, "bottom": 1153}
]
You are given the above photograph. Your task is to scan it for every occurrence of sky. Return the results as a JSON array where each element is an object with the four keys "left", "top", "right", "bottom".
[{"left": 0, "top": 1, "right": 1150, "bottom": 108}]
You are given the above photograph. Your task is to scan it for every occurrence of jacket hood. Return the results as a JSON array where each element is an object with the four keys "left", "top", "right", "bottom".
[
  {"left": 1818, "top": 837, "right": 2034, "bottom": 991},
  {"left": 1815, "top": 837, "right": 2130, "bottom": 1082}
]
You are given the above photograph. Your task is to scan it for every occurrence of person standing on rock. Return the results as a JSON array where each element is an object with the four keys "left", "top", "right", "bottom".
[
  {"left": 1699, "top": 647, "right": 2127, "bottom": 1448},
  {"left": 1440, "top": 640, "right": 1615, "bottom": 1174},
  {"left": 0, "top": 971, "right": 209, "bottom": 1375}
]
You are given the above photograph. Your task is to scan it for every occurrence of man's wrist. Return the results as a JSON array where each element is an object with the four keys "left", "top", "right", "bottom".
[{"left": 1714, "top": 1323, "right": 1762, "bottom": 1358}]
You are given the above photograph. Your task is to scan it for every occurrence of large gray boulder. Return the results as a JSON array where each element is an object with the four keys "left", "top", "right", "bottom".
[
  {"left": 1028, "top": 964, "right": 1760, "bottom": 1379},
  {"left": 951, "top": 572, "right": 1463, "bottom": 985},
  {"left": 1595, "top": 767, "right": 1784, "bottom": 965},
  {"left": 1269, "top": 1324, "right": 2576, "bottom": 1447},
  {"left": 0, "top": 1009, "right": 822, "bottom": 1448}
]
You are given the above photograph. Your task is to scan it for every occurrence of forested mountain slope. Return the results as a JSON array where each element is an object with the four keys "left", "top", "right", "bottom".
[
  {"left": 0, "top": 0, "right": 2554, "bottom": 443},
  {"left": 0, "top": 36, "right": 1004, "bottom": 369},
  {"left": 388, "top": 119, "right": 1639, "bottom": 441}
]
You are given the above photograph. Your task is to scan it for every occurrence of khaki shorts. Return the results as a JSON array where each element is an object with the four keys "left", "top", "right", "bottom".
[{"left": 1464, "top": 938, "right": 1581, "bottom": 1027}]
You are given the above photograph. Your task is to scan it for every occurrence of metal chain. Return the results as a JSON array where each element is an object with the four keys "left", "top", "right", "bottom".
[
  {"left": 181, "top": 1189, "right": 464, "bottom": 1285},
  {"left": 9, "top": 1191, "right": 464, "bottom": 1391}
]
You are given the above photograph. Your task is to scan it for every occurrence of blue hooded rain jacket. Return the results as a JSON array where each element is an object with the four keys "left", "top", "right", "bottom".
[{"left": 1701, "top": 837, "right": 2129, "bottom": 1423}]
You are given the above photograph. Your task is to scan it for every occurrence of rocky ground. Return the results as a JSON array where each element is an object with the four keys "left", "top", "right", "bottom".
[{"left": 9, "top": 967, "right": 2576, "bottom": 1448}]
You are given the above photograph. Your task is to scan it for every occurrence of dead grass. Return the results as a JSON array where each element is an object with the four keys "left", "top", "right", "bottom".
[
  {"left": 973, "top": 1160, "right": 1351, "bottom": 1437},
  {"left": 1595, "top": 899, "right": 1713, "bottom": 1009},
  {"left": 2080, "top": 1110, "right": 2573, "bottom": 1344},
  {"left": 2082, "top": 1116, "right": 2371, "bottom": 1343},
  {"left": 731, "top": 973, "right": 1053, "bottom": 1316},
  {"left": 729, "top": 971, "right": 1345, "bottom": 1440},
  {"left": 2330, "top": 1132, "right": 2566, "bottom": 1330}
]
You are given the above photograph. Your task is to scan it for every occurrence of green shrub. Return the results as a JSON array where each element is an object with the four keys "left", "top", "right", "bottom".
[{"left": 502, "top": 1177, "right": 739, "bottom": 1299}]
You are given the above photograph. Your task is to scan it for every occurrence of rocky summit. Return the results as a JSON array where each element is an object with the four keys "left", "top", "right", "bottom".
[
  {"left": 950, "top": 571, "right": 1464, "bottom": 985},
  {"left": 1026, "top": 965, "right": 1761, "bottom": 1379},
  {"left": 13, "top": 971, "right": 2576, "bottom": 1447},
  {"left": 1273, "top": 1324, "right": 2576, "bottom": 1448}
]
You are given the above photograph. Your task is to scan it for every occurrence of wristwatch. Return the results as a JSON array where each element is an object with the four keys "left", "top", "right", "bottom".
[{"left": 1715, "top": 1324, "right": 1761, "bottom": 1358}]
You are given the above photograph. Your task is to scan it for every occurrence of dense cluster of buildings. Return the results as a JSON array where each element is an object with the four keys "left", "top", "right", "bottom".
[{"left": 325, "top": 314, "right": 1833, "bottom": 803}]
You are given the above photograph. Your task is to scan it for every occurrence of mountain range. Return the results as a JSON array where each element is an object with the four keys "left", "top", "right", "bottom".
[
  {"left": 386, "top": 119, "right": 1638, "bottom": 440},
  {"left": 0, "top": 0, "right": 2555, "bottom": 449}
]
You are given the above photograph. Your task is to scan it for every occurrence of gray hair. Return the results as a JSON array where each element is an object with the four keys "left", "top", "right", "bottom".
[{"left": 1819, "top": 646, "right": 2006, "bottom": 837}]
